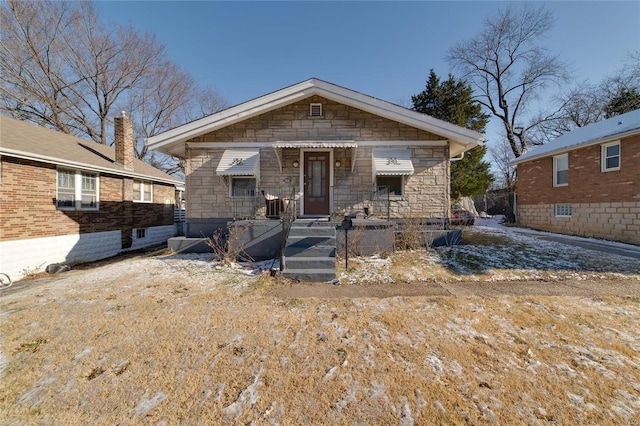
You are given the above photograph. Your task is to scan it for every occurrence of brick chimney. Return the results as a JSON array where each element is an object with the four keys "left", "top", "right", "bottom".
[{"left": 114, "top": 111, "right": 134, "bottom": 171}]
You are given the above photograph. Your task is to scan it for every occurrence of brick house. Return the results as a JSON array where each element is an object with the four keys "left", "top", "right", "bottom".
[
  {"left": 0, "top": 114, "right": 183, "bottom": 280},
  {"left": 510, "top": 109, "right": 640, "bottom": 245},
  {"left": 146, "top": 78, "right": 484, "bottom": 234}
]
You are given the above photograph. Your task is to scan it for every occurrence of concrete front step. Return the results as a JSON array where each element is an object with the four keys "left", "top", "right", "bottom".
[
  {"left": 281, "top": 219, "right": 337, "bottom": 282},
  {"left": 281, "top": 268, "right": 336, "bottom": 282},
  {"left": 288, "top": 226, "right": 336, "bottom": 236},
  {"left": 283, "top": 256, "right": 336, "bottom": 270}
]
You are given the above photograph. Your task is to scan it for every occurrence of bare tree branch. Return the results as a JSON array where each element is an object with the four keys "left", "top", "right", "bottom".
[{"left": 447, "top": 4, "right": 570, "bottom": 157}]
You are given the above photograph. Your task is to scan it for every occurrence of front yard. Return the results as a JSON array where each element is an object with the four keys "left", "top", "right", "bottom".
[{"left": 1, "top": 225, "right": 639, "bottom": 424}]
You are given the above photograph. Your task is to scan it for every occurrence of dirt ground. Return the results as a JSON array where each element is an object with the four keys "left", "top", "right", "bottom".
[{"left": 268, "top": 277, "right": 640, "bottom": 299}]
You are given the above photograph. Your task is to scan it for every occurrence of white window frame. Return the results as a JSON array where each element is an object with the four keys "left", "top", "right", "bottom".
[
  {"left": 376, "top": 175, "right": 405, "bottom": 197},
  {"left": 601, "top": 141, "right": 621, "bottom": 172},
  {"left": 56, "top": 169, "right": 99, "bottom": 210},
  {"left": 133, "top": 179, "right": 153, "bottom": 203},
  {"left": 229, "top": 176, "right": 257, "bottom": 198},
  {"left": 554, "top": 204, "right": 572, "bottom": 217},
  {"left": 553, "top": 154, "right": 568, "bottom": 187}
]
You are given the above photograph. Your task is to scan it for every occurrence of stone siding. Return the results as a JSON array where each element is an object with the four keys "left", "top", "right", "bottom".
[{"left": 186, "top": 95, "right": 450, "bottom": 221}]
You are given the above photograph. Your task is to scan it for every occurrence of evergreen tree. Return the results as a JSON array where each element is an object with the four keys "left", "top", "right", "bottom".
[
  {"left": 605, "top": 87, "right": 640, "bottom": 118},
  {"left": 412, "top": 70, "right": 493, "bottom": 199}
]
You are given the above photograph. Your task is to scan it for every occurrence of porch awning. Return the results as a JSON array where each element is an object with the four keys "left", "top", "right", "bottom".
[
  {"left": 272, "top": 141, "right": 358, "bottom": 148},
  {"left": 372, "top": 148, "right": 414, "bottom": 175},
  {"left": 216, "top": 149, "right": 260, "bottom": 178}
]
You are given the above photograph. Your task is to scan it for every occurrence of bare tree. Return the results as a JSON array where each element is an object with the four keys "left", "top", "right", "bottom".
[
  {"left": 1, "top": 1, "right": 162, "bottom": 143},
  {"left": 1, "top": 0, "right": 227, "bottom": 174},
  {"left": 489, "top": 138, "right": 517, "bottom": 192},
  {"left": 530, "top": 51, "right": 640, "bottom": 143},
  {"left": 447, "top": 4, "right": 569, "bottom": 158}
]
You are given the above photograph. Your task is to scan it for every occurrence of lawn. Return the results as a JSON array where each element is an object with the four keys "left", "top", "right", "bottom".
[{"left": 1, "top": 225, "right": 639, "bottom": 424}]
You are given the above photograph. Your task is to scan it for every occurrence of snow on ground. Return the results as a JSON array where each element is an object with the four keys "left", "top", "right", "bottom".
[
  {"left": 340, "top": 221, "right": 640, "bottom": 285},
  {"left": 1, "top": 227, "right": 640, "bottom": 424}
]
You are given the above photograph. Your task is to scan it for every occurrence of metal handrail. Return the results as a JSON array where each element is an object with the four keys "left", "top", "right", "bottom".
[{"left": 276, "top": 186, "right": 297, "bottom": 271}]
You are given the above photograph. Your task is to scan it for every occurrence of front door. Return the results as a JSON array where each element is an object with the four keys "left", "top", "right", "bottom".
[{"left": 303, "top": 152, "right": 330, "bottom": 215}]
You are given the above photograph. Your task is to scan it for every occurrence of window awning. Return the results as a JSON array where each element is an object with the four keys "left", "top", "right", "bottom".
[
  {"left": 272, "top": 141, "right": 358, "bottom": 148},
  {"left": 372, "top": 148, "right": 414, "bottom": 175},
  {"left": 216, "top": 149, "right": 260, "bottom": 178},
  {"left": 271, "top": 141, "right": 358, "bottom": 172}
]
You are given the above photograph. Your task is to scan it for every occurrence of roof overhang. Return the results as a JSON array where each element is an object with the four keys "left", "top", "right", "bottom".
[
  {"left": 0, "top": 147, "right": 183, "bottom": 186},
  {"left": 508, "top": 127, "right": 640, "bottom": 166},
  {"left": 146, "top": 78, "right": 484, "bottom": 159}
]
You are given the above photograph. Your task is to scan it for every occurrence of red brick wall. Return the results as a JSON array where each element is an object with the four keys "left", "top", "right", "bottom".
[
  {"left": 0, "top": 157, "right": 175, "bottom": 242},
  {"left": 516, "top": 134, "right": 640, "bottom": 204}
]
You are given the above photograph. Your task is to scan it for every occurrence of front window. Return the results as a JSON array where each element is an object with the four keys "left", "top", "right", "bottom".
[
  {"left": 601, "top": 142, "right": 620, "bottom": 172},
  {"left": 57, "top": 169, "right": 99, "bottom": 210},
  {"left": 133, "top": 180, "right": 153, "bottom": 202},
  {"left": 554, "top": 204, "right": 572, "bottom": 217},
  {"left": 231, "top": 177, "right": 256, "bottom": 197},
  {"left": 376, "top": 176, "right": 403, "bottom": 196},
  {"left": 553, "top": 154, "right": 568, "bottom": 187}
]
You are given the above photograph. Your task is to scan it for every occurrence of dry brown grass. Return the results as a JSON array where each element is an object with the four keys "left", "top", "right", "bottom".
[{"left": 1, "top": 253, "right": 640, "bottom": 424}]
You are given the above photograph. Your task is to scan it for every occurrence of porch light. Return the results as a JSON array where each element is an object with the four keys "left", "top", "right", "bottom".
[
  {"left": 293, "top": 160, "right": 299, "bottom": 168},
  {"left": 335, "top": 160, "right": 341, "bottom": 168}
]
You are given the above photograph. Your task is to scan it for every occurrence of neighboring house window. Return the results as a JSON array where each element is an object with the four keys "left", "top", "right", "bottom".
[
  {"left": 135, "top": 228, "right": 147, "bottom": 239},
  {"left": 554, "top": 204, "right": 572, "bottom": 217},
  {"left": 57, "top": 169, "right": 99, "bottom": 210},
  {"left": 601, "top": 142, "right": 621, "bottom": 172},
  {"left": 230, "top": 177, "right": 256, "bottom": 197},
  {"left": 376, "top": 176, "right": 403, "bottom": 196},
  {"left": 133, "top": 180, "right": 153, "bottom": 202},
  {"left": 553, "top": 154, "right": 568, "bottom": 187}
]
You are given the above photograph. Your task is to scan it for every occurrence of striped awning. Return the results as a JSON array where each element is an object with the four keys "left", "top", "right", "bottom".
[
  {"left": 216, "top": 149, "right": 260, "bottom": 178},
  {"left": 272, "top": 141, "right": 358, "bottom": 148},
  {"left": 372, "top": 148, "right": 414, "bottom": 175}
]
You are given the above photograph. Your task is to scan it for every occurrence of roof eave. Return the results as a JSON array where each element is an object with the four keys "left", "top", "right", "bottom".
[
  {"left": 0, "top": 148, "right": 183, "bottom": 186},
  {"left": 146, "top": 79, "right": 485, "bottom": 158},
  {"left": 508, "top": 127, "right": 640, "bottom": 166}
]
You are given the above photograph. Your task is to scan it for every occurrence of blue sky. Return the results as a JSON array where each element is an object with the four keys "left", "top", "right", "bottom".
[{"left": 96, "top": 1, "right": 640, "bottom": 147}]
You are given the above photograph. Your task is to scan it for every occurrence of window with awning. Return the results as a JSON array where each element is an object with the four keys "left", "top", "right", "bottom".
[
  {"left": 372, "top": 148, "right": 413, "bottom": 196},
  {"left": 216, "top": 149, "right": 260, "bottom": 197}
]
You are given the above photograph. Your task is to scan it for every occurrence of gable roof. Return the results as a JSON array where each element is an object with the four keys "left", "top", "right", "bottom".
[
  {"left": 510, "top": 109, "right": 640, "bottom": 165},
  {"left": 146, "top": 78, "right": 485, "bottom": 159},
  {"left": 0, "top": 115, "right": 183, "bottom": 185}
]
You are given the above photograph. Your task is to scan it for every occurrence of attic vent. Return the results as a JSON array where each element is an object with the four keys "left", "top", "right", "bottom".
[{"left": 310, "top": 103, "right": 322, "bottom": 117}]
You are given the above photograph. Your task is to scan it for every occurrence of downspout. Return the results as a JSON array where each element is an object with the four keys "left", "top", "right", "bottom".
[{"left": 450, "top": 151, "right": 464, "bottom": 161}]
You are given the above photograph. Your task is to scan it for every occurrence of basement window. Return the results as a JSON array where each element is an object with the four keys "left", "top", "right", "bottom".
[
  {"left": 135, "top": 228, "right": 147, "bottom": 239},
  {"left": 554, "top": 204, "right": 572, "bottom": 217},
  {"left": 309, "top": 103, "right": 323, "bottom": 117}
]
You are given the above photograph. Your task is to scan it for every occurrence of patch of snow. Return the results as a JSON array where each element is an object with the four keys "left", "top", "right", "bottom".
[
  {"left": 222, "top": 369, "right": 263, "bottom": 420},
  {"left": 134, "top": 390, "right": 166, "bottom": 417}
]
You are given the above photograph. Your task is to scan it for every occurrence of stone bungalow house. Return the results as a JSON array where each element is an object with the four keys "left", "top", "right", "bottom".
[
  {"left": 146, "top": 78, "right": 484, "bottom": 234},
  {"left": 509, "top": 108, "right": 640, "bottom": 245},
  {"left": 0, "top": 114, "right": 183, "bottom": 281}
]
